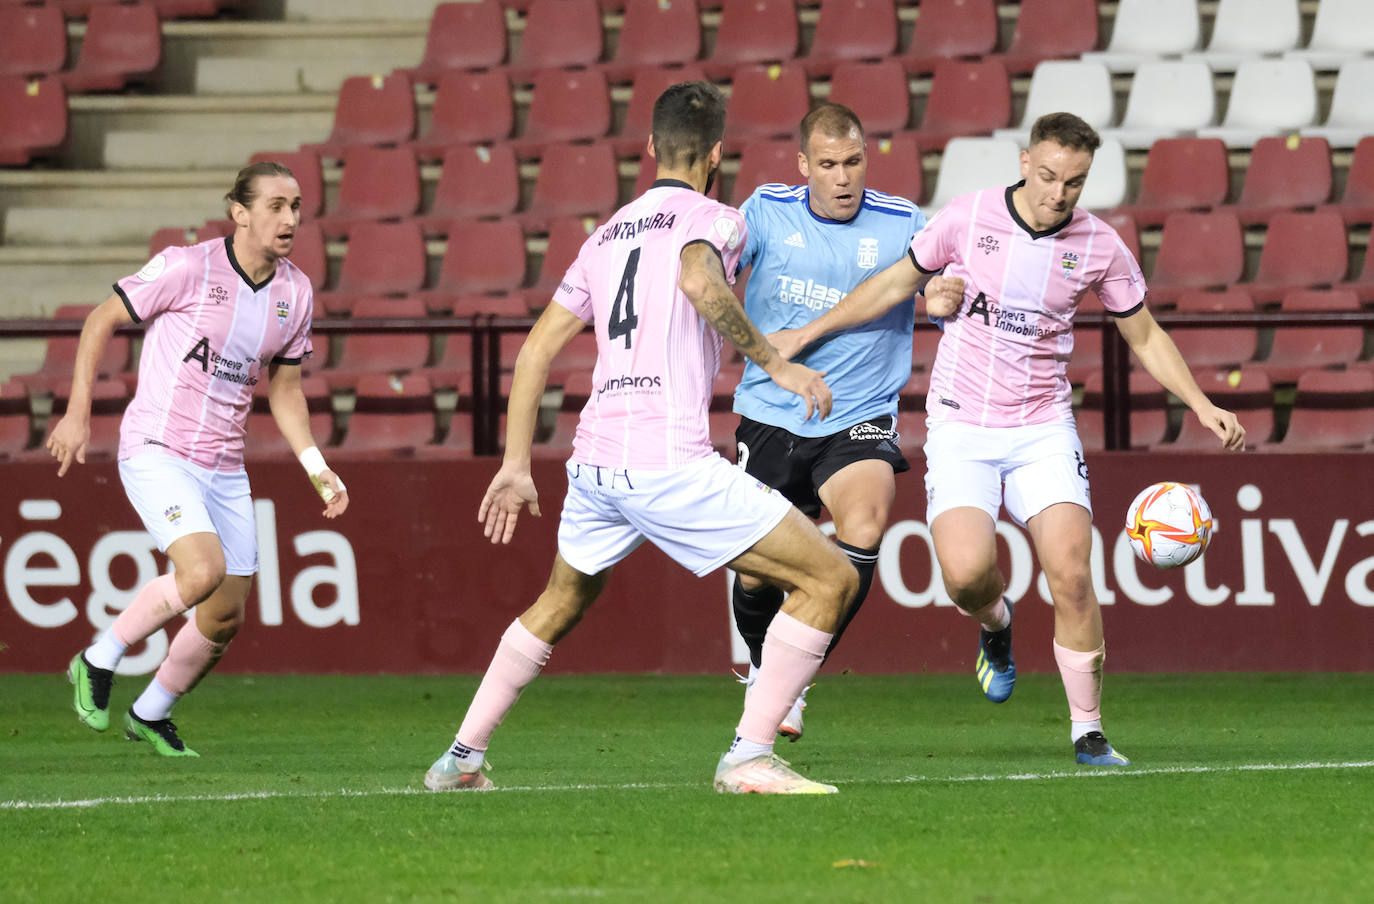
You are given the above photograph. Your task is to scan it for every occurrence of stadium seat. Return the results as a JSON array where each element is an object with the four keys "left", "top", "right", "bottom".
[
  {"left": 1171, "top": 369, "right": 1274, "bottom": 449},
  {"left": 898, "top": 0, "right": 997, "bottom": 75},
  {"left": 732, "top": 140, "right": 801, "bottom": 205},
  {"left": 1099, "top": 61, "right": 1215, "bottom": 150},
  {"left": 708, "top": 410, "right": 739, "bottom": 457},
  {"left": 925, "top": 137, "right": 1020, "bottom": 213},
  {"left": 61, "top": 3, "right": 161, "bottom": 93},
  {"left": 315, "top": 145, "right": 421, "bottom": 239},
  {"left": 526, "top": 216, "right": 598, "bottom": 306},
  {"left": 245, "top": 375, "right": 333, "bottom": 459},
  {"left": 897, "top": 369, "right": 929, "bottom": 408},
  {"left": 325, "top": 297, "right": 433, "bottom": 389},
  {"left": 995, "top": 60, "right": 1114, "bottom": 147},
  {"left": 1078, "top": 372, "right": 1171, "bottom": 451},
  {"left": 894, "top": 408, "right": 928, "bottom": 450},
  {"left": 13, "top": 304, "right": 130, "bottom": 395},
  {"left": 1285, "top": 0, "right": 1374, "bottom": 71},
  {"left": 518, "top": 140, "right": 618, "bottom": 231},
  {"left": 827, "top": 59, "right": 910, "bottom": 137},
  {"left": 805, "top": 0, "right": 897, "bottom": 78},
  {"left": 1097, "top": 210, "right": 1141, "bottom": 263},
  {"left": 538, "top": 411, "right": 580, "bottom": 458},
  {"left": 1197, "top": 59, "right": 1316, "bottom": 148},
  {"left": 1302, "top": 59, "right": 1374, "bottom": 150},
  {"left": 0, "top": 387, "right": 31, "bottom": 460},
  {"left": 1148, "top": 211, "right": 1245, "bottom": 306},
  {"left": 1328, "top": 136, "right": 1374, "bottom": 227},
  {"left": 311, "top": 74, "right": 415, "bottom": 159},
  {"left": 287, "top": 221, "right": 327, "bottom": 293},
  {"left": 0, "top": 5, "right": 65, "bottom": 77},
  {"left": 196, "top": 218, "right": 233, "bottom": 242},
  {"left": 631, "top": 144, "right": 721, "bottom": 200},
  {"left": 0, "top": 76, "right": 66, "bottom": 165},
  {"left": 417, "top": 410, "right": 476, "bottom": 459},
  {"left": 1169, "top": 288, "right": 1258, "bottom": 369},
  {"left": 865, "top": 133, "right": 923, "bottom": 206},
  {"left": 147, "top": 226, "right": 196, "bottom": 259},
  {"left": 418, "top": 332, "right": 476, "bottom": 393},
  {"left": 42, "top": 378, "right": 128, "bottom": 461},
  {"left": 418, "top": 219, "right": 527, "bottom": 314},
  {"left": 418, "top": 143, "right": 519, "bottom": 230},
  {"left": 335, "top": 373, "right": 437, "bottom": 457},
  {"left": 998, "top": 0, "right": 1099, "bottom": 76},
  {"left": 603, "top": 0, "right": 700, "bottom": 82},
  {"left": 316, "top": 221, "right": 427, "bottom": 314},
  {"left": 1232, "top": 136, "right": 1332, "bottom": 227},
  {"left": 1079, "top": 138, "right": 1127, "bottom": 211},
  {"left": 149, "top": 0, "right": 251, "bottom": 18},
  {"left": 511, "top": 67, "right": 611, "bottom": 157},
  {"left": 1249, "top": 211, "right": 1349, "bottom": 304},
  {"left": 1129, "top": 137, "right": 1229, "bottom": 227},
  {"left": 411, "top": 69, "right": 513, "bottom": 160},
  {"left": 1186, "top": 0, "right": 1300, "bottom": 71},
  {"left": 249, "top": 149, "right": 323, "bottom": 219},
  {"left": 705, "top": 0, "right": 798, "bottom": 79},
  {"left": 611, "top": 63, "right": 708, "bottom": 156},
  {"left": 723, "top": 63, "right": 810, "bottom": 153},
  {"left": 402, "top": 0, "right": 506, "bottom": 86},
  {"left": 505, "top": 0, "right": 603, "bottom": 81},
  {"left": 911, "top": 322, "right": 941, "bottom": 372},
  {"left": 1080, "top": 0, "right": 1200, "bottom": 73},
  {"left": 1261, "top": 289, "right": 1364, "bottom": 383},
  {"left": 909, "top": 58, "right": 1010, "bottom": 152},
  {"left": 500, "top": 329, "right": 597, "bottom": 384},
  {"left": 1275, "top": 368, "right": 1374, "bottom": 451}
]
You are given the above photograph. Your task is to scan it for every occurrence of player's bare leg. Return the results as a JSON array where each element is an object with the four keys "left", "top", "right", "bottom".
[
  {"left": 1027, "top": 502, "right": 1129, "bottom": 765},
  {"left": 932, "top": 507, "right": 1017, "bottom": 702},
  {"left": 426, "top": 556, "right": 610, "bottom": 791}
]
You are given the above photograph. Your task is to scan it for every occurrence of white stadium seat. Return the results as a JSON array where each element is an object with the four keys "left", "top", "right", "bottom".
[
  {"left": 1286, "top": 0, "right": 1374, "bottom": 70},
  {"left": 1302, "top": 59, "right": 1374, "bottom": 149},
  {"left": 1185, "top": 0, "right": 1300, "bottom": 72},
  {"left": 1099, "top": 60, "right": 1215, "bottom": 149},
  {"left": 1197, "top": 58, "right": 1316, "bottom": 148},
  {"left": 992, "top": 60, "right": 1114, "bottom": 146},
  {"left": 927, "top": 137, "right": 1022, "bottom": 213},
  {"left": 1079, "top": 138, "right": 1127, "bottom": 211},
  {"left": 1081, "top": 0, "right": 1200, "bottom": 73}
]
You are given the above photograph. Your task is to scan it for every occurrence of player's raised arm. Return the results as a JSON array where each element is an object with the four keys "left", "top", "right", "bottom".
[
  {"left": 267, "top": 361, "right": 350, "bottom": 518},
  {"left": 678, "top": 241, "right": 833, "bottom": 421},
  {"left": 45, "top": 294, "right": 132, "bottom": 476}
]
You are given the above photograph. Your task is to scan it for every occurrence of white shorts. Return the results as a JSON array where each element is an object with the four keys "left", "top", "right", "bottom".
[
  {"left": 557, "top": 454, "right": 792, "bottom": 577},
  {"left": 119, "top": 450, "right": 258, "bottom": 575},
  {"left": 923, "top": 421, "right": 1092, "bottom": 528}
]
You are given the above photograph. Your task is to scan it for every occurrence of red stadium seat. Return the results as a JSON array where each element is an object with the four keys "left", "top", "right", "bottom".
[
  {"left": 1129, "top": 138, "right": 1229, "bottom": 227},
  {"left": 249, "top": 149, "right": 324, "bottom": 219},
  {"left": 897, "top": 369, "right": 930, "bottom": 408},
  {"left": 538, "top": 411, "right": 580, "bottom": 458},
  {"left": 286, "top": 221, "right": 327, "bottom": 293},
  {"left": 1327, "top": 135, "right": 1374, "bottom": 227},
  {"left": 418, "top": 333, "right": 476, "bottom": 393},
  {"left": 419, "top": 219, "right": 527, "bottom": 314},
  {"left": 500, "top": 329, "right": 598, "bottom": 384},
  {"left": 1171, "top": 369, "right": 1274, "bottom": 449},
  {"left": 1233, "top": 136, "right": 1332, "bottom": 227},
  {"left": 411, "top": 69, "right": 513, "bottom": 161},
  {"left": 1078, "top": 372, "right": 1170, "bottom": 450},
  {"left": 1097, "top": 210, "right": 1141, "bottom": 264},
  {"left": 147, "top": 0, "right": 248, "bottom": 18},
  {"left": 611, "top": 63, "right": 708, "bottom": 156},
  {"left": 336, "top": 373, "right": 437, "bottom": 457},
  {"left": 418, "top": 143, "right": 519, "bottom": 231},
  {"left": 61, "top": 3, "right": 161, "bottom": 93},
  {"left": 865, "top": 133, "right": 923, "bottom": 205},
  {"left": 43, "top": 378, "right": 128, "bottom": 461},
  {"left": 732, "top": 140, "right": 801, "bottom": 204},
  {"left": 0, "top": 5, "right": 65, "bottom": 77},
  {"left": 325, "top": 298, "right": 433, "bottom": 389},
  {"left": 1249, "top": 211, "right": 1349, "bottom": 305},
  {"left": 705, "top": 0, "right": 798, "bottom": 79},
  {"left": 1275, "top": 369, "right": 1374, "bottom": 451},
  {"left": 0, "top": 76, "right": 67, "bottom": 165},
  {"left": 911, "top": 58, "right": 1011, "bottom": 151},
  {"left": 999, "top": 0, "right": 1100, "bottom": 75},
  {"left": 708, "top": 411, "right": 739, "bottom": 456},
  {"left": 245, "top": 375, "right": 333, "bottom": 459},
  {"left": 506, "top": 0, "right": 603, "bottom": 81},
  {"left": 1169, "top": 289, "right": 1258, "bottom": 369},
  {"left": 0, "top": 388, "right": 31, "bottom": 458},
  {"left": 316, "top": 221, "right": 427, "bottom": 313},
  {"left": 630, "top": 145, "right": 721, "bottom": 199},
  {"left": 723, "top": 63, "right": 810, "bottom": 153},
  {"left": 511, "top": 67, "right": 611, "bottom": 156},
  {"left": 315, "top": 146, "right": 421, "bottom": 239},
  {"left": 403, "top": 0, "right": 506, "bottom": 86},
  {"left": 13, "top": 304, "right": 130, "bottom": 395},
  {"left": 417, "top": 411, "right": 476, "bottom": 459},
  {"left": 899, "top": 0, "right": 998, "bottom": 74},
  {"left": 895, "top": 408, "right": 928, "bottom": 450},
  {"left": 912, "top": 321, "right": 942, "bottom": 371},
  {"left": 195, "top": 218, "right": 233, "bottom": 242},
  {"left": 147, "top": 226, "right": 196, "bottom": 259},
  {"left": 827, "top": 59, "right": 910, "bottom": 136},
  {"left": 604, "top": 0, "right": 700, "bottom": 82},
  {"left": 311, "top": 74, "right": 415, "bottom": 159},
  {"left": 527, "top": 216, "right": 598, "bottom": 307},
  {"left": 1148, "top": 211, "right": 1245, "bottom": 306},
  {"left": 518, "top": 141, "right": 618, "bottom": 231},
  {"left": 805, "top": 0, "right": 897, "bottom": 78},
  {"left": 1261, "top": 289, "right": 1364, "bottom": 382}
]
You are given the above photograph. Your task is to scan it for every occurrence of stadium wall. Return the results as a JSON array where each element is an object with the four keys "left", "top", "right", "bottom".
[{"left": 2, "top": 454, "right": 1371, "bottom": 675}]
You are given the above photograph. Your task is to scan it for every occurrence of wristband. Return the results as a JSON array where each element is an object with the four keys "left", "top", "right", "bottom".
[{"left": 299, "top": 446, "right": 345, "bottom": 502}]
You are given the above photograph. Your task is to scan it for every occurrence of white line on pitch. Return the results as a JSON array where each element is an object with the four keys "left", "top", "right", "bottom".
[{"left": 3, "top": 760, "right": 1372, "bottom": 811}]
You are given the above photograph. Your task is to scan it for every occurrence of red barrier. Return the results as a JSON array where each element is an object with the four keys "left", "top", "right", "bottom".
[{"left": 2, "top": 454, "right": 1371, "bottom": 675}]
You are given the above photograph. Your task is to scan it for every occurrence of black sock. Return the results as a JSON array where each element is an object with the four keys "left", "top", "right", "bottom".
[
  {"left": 732, "top": 574, "right": 784, "bottom": 668},
  {"left": 825, "top": 541, "right": 880, "bottom": 661}
]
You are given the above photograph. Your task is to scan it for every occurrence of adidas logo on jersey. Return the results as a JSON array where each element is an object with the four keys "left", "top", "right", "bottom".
[{"left": 784, "top": 232, "right": 806, "bottom": 249}]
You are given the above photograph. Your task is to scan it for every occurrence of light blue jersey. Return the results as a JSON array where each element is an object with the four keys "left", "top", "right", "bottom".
[{"left": 733, "top": 184, "right": 926, "bottom": 437}]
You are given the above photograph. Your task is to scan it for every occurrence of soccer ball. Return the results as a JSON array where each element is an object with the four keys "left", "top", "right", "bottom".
[{"left": 1125, "top": 482, "right": 1214, "bottom": 569}]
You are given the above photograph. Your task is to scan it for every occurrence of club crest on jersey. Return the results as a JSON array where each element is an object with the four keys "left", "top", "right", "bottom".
[
  {"left": 856, "top": 237, "right": 879, "bottom": 270},
  {"left": 275, "top": 298, "right": 290, "bottom": 325},
  {"left": 1061, "top": 251, "right": 1080, "bottom": 279},
  {"left": 164, "top": 505, "right": 182, "bottom": 525}
]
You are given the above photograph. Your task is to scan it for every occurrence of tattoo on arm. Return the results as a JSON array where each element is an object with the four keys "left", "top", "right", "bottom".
[{"left": 700, "top": 289, "right": 774, "bottom": 369}]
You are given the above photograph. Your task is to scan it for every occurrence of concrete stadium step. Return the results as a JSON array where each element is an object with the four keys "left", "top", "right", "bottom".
[
  {"left": 3, "top": 206, "right": 227, "bottom": 247},
  {"left": 193, "top": 55, "right": 414, "bottom": 95}
]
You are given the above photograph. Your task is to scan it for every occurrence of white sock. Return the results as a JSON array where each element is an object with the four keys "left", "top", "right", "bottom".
[
  {"left": 131, "top": 678, "right": 179, "bottom": 722},
  {"left": 447, "top": 738, "right": 485, "bottom": 769},
  {"left": 1071, "top": 719, "right": 1103, "bottom": 743},
  {"left": 746, "top": 661, "right": 759, "bottom": 689},
  {"left": 726, "top": 735, "right": 773, "bottom": 763},
  {"left": 85, "top": 629, "right": 127, "bottom": 672}
]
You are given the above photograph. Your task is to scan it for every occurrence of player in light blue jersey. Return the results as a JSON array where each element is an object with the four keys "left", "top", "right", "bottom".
[{"left": 730, "top": 104, "right": 930, "bottom": 740}]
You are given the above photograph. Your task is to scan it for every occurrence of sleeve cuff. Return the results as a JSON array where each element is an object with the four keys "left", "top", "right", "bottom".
[
  {"left": 113, "top": 284, "right": 141, "bottom": 323},
  {"left": 1107, "top": 301, "right": 1145, "bottom": 319},
  {"left": 908, "top": 249, "right": 940, "bottom": 275}
]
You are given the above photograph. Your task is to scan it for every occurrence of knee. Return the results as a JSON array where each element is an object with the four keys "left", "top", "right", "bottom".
[
  {"left": 940, "top": 561, "right": 1001, "bottom": 611},
  {"left": 823, "top": 555, "right": 861, "bottom": 613},
  {"left": 201, "top": 610, "right": 244, "bottom": 643},
  {"left": 176, "top": 557, "right": 227, "bottom": 604},
  {"left": 1046, "top": 569, "right": 1095, "bottom": 610},
  {"left": 835, "top": 517, "right": 885, "bottom": 551}
]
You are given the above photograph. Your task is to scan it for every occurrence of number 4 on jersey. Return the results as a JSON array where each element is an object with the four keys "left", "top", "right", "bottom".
[{"left": 608, "top": 247, "right": 641, "bottom": 349}]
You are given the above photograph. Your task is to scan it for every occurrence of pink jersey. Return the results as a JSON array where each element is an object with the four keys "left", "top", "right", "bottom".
[
  {"left": 115, "top": 237, "right": 314, "bottom": 471},
  {"left": 552, "top": 181, "right": 747, "bottom": 469},
  {"left": 910, "top": 185, "right": 1146, "bottom": 427}
]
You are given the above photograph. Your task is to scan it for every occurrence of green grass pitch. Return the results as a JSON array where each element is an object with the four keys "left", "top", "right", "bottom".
[{"left": 3, "top": 672, "right": 1373, "bottom": 903}]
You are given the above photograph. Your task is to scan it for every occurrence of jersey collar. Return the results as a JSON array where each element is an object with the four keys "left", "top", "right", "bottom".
[
  {"left": 803, "top": 188, "right": 863, "bottom": 225},
  {"left": 225, "top": 236, "right": 275, "bottom": 292},
  {"left": 650, "top": 178, "right": 695, "bottom": 191},
  {"left": 1004, "top": 181, "right": 1075, "bottom": 240}
]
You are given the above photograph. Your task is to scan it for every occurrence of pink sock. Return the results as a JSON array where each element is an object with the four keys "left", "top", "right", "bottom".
[
  {"left": 966, "top": 596, "right": 1010, "bottom": 631},
  {"left": 455, "top": 619, "right": 554, "bottom": 751},
  {"left": 736, "top": 612, "right": 832, "bottom": 745},
  {"left": 1053, "top": 639, "right": 1105, "bottom": 722},
  {"left": 155, "top": 620, "right": 229, "bottom": 697},
  {"left": 111, "top": 573, "right": 188, "bottom": 648}
]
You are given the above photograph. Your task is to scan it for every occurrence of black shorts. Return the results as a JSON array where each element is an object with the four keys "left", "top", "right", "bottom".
[{"left": 734, "top": 415, "right": 910, "bottom": 518}]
